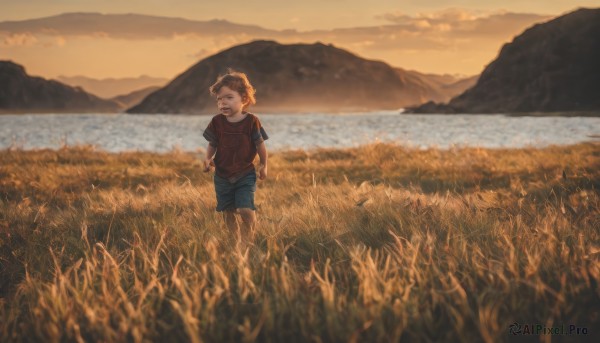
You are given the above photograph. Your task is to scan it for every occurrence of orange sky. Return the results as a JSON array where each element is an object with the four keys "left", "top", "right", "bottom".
[{"left": 1, "top": 1, "right": 598, "bottom": 79}]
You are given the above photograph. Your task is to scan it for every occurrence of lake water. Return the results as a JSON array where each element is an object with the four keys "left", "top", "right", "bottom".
[{"left": 1, "top": 112, "right": 599, "bottom": 152}]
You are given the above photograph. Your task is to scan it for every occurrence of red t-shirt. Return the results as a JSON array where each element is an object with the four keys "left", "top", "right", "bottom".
[{"left": 203, "top": 113, "right": 268, "bottom": 182}]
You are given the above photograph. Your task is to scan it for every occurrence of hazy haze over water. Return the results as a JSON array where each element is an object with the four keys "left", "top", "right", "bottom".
[{"left": 1, "top": 112, "right": 599, "bottom": 152}]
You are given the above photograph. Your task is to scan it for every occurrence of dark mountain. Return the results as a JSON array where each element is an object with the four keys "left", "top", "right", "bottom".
[
  {"left": 110, "top": 86, "right": 161, "bottom": 108},
  {"left": 128, "top": 40, "right": 470, "bottom": 114},
  {"left": 408, "top": 8, "right": 600, "bottom": 114},
  {"left": 0, "top": 61, "right": 120, "bottom": 113}
]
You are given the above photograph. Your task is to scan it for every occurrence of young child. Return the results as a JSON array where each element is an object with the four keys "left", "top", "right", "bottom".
[{"left": 202, "top": 71, "right": 268, "bottom": 244}]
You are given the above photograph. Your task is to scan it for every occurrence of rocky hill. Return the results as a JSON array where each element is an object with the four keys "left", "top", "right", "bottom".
[
  {"left": 0, "top": 61, "right": 121, "bottom": 113},
  {"left": 408, "top": 8, "right": 600, "bottom": 114},
  {"left": 127, "top": 41, "right": 473, "bottom": 114}
]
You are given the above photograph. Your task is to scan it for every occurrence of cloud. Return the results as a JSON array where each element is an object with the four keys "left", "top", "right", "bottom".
[
  {"left": 2, "top": 33, "right": 38, "bottom": 46},
  {"left": 456, "top": 12, "right": 552, "bottom": 37},
  {"left": 378, "top": 8, "right": 488, "bottom": 25},
  {"left": 55, "top": 36, "right": 66, "bottom": 46},
  {"left": 173, "top": 32, "right": 203, "bottom": 41},
  {"left": 91, "top": 31, "right": 110, "bottom": 39},
  {"left": 419, "top": 8, "right": 481, "bottom": 22},
  {"left": 0, "top": 10, "right": 551, "bottom": 50},
  {"left": 333, "top": 8, "right": 552, "bottom": 52},
  {"left": 184, "top": 37, "right": 250, "bottom": 62},
  {"left": 0, "top": 10, "right": 555, "bottom": 76},
  {"left": 2, "top": 32, "right": 69, "bottom": 48},
  {"left": 375, "top": 8, "right": 549, "bottom": 35},
  {"left": 188, "top": 48, "right": 212, "bottom": 60},
  {"left": 0, "top": 13, "right": 276, "bottom": 40},
  {"left": 346, "top": 40, "right": 375, "bottom": 50}
]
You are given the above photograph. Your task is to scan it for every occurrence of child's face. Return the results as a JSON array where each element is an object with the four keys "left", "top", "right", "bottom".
[{"left": 216, "top": 86, "right": 246, "bottom": 117}]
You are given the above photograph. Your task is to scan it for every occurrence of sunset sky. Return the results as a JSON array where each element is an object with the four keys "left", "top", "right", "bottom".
[{"left": 1, "top": 0, "right": 598, "bottom": 80}]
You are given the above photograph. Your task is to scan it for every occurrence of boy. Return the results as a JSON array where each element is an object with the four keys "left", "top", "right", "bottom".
[{"left": 202, "top": 71, "right": 268, "bottom": 244}]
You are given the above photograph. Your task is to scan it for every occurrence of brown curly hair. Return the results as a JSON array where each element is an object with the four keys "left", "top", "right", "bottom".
[{"left": 209, "top": 70, "right": 257, "bottom": 110}]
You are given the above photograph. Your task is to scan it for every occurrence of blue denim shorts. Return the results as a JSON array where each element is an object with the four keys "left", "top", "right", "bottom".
[{"left": 213, "top": 170, "right": 256, "bottom": 212}]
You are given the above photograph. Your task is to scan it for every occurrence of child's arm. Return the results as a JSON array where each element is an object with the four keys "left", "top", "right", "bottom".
[
  {"left": 203, "top": 144, "right": 216, "bottom": 172},
  {"left": 257, "top": 141, "right": 268, "bottom": 180}
]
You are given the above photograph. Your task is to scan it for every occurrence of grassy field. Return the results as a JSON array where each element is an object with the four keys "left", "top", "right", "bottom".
[{"left": 0, "top": 143, "right": 599, "bottom": 342}]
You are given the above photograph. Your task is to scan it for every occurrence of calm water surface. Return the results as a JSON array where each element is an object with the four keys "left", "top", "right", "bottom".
[{"left": 1, "top": 112, "right": 599, "bottom": 152}]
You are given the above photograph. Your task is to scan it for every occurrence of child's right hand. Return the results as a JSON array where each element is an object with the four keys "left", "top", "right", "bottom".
[
  {"left": 258, "top": 163, "right": 267, "bottom": 180},
  {"left": 203, "top": 159, "right": 214, "bottom": 172}
]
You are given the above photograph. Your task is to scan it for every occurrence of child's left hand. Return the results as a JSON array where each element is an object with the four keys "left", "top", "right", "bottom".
[
  {"left": 203, "top": 158, "right": 214, "bottom": 172},
  {"left": 259, "top": 164, "right": 267, "bottom": 180}
]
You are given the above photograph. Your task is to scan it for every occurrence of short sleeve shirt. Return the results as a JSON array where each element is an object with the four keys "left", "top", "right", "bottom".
[{"left": 203, "top": 113, "right": 269, "bottom": 182}]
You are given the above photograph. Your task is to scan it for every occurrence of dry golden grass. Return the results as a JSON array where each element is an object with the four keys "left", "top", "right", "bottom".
[{"left": 0, "top": 143, "right": 599, "bottom": 342}]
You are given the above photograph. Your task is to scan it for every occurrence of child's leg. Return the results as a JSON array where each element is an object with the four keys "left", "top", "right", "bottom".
[
  {"left": 238, "top": 208, "right": 256, "bottom": 235},
  {"left": 223, "top": 209, "right": 239, "bottom": 231},
  {"left": 214, "top": 174, "right": 237, "bottom": 233},
  {"left": 232, "top": 171, "right": 257, "bottom": 243}
]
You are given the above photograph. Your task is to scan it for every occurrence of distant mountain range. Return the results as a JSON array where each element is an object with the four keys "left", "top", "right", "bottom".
[
  {"left": 393, "top": 69, "right": 479, "bottom": 104},
  {"left": 57, "top": 75, "right": 168, "bottom": 99},
  {"left": 0, "top": 61, "right": 120, "bottom": 113},
  {"left": 408, "top": 8, "right": 600, "bottom": 114},
  {"left": 110, "top": 86, "right": 162, "bottom": 109},
  {"left": 127, "top": 40, "right": 475, "bottom": 114}
]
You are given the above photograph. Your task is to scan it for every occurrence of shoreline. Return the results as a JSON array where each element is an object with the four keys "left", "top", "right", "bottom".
[
  {"left": 1, "top": 140, "right": 599, "bottom": 156},
  {"left": 2, "top": 110, "right": 600, "bottom": 117}
]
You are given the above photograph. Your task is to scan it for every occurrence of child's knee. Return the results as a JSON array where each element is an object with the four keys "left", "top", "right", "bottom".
[{"left": 238, "top": 208, "right": 255, "bottom": 222}]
